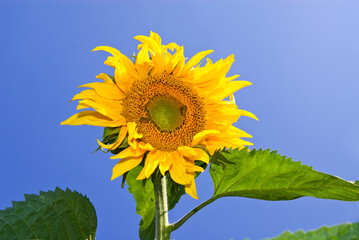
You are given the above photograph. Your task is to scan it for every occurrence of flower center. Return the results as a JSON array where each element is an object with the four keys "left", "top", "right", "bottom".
[
  {"left": 147, "top": 97, "right": 185, "bottom": 131},
  {"left": 122, "top": 74, "right": 206, "bottom": 152}
]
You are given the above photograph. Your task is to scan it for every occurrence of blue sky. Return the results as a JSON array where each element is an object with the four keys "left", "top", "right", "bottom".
[{"left": 1, "top": 0, "right": 359, "bottom": 239}]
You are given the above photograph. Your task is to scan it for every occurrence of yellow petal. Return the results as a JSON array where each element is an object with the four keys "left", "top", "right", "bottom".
[
  {"left": 110, "top": 145, "right": 146, "bottom": 159},
  {"left": 71, "top": 89, "right": 95, "bottom": 102},
  {"left": 76, "top": 99, "right": 123, "bottom": 120},
  {"left": 207, "top": 81, "right": 252, "bottom": 102},
  {"left": 206, "top": 129, "right": 253, "bottom": 143},
  {"left": 111, "top": 155, "right": 143, "bottom": 180},
  {"left": 222, "top": 126, "right": 253, "bottom": 139},
  {"left": 128, "top": 122, "right": 143, "bottom": 139},
  {"left": 71, "top": 89, "right": 120, "bottom": 107},
  {"left": 143, "top": 150, "right": 162, "bottom": 178},
  {"left": 159, "top": 152, "right": 172, "bottom": 176},
  {"left": 96, "top": 73, "right": 114, "bottom": 84},
  {"left": 78, "top": 82, "right": 125, "bottom": 100},
  {"left": 138, "top": 142, "right": 155, "bottom": 151},
  {"left": 135, "top": 64, "right": 152, "bottom": 80},
  {"left": 76, "top": 100, "right": 107, "bottom": 114},
  {"left": 185, "top": 172, "right": 199, "bottom": 199},
  {"left": 104, "top": 55, "right": 139, "bottom": 81},
  {"left": 136, "top": 167, "right": 147, "bottom": 180},
  {"left": 231, "top": 126, "right": 253, "bottom": 138},
  {"left": 104, "top": 57, "right": 117, "bottom": 68},
  {"left": 224, "top": 74, "right": 240, "bottom": 84},
  {"left": 230, "top": 93, "right": 235, "bottom": 103},
  {"left": 136, "top": 150, "right": 162, "bottom": 180},
  {"left": 71, "top": 89, "right": 124, "bottom": 120},
  {"left": 178, "top": 146, "right": 209, "bottom": 164},
  {"left": 114, "top": 63, "right": 133, "bottom": 93},
  {"left": 172, "top": 60, "right": 185, "bottom": 76},
  {"left": 165, "top": 46, "right": 184, "bottom": 74},
  {"left": 183, "top": 50, "right": 214, "bottom": 73},
  {"left": 185, "top": 164, "right": 205, "bottom": 172},
  {"left": 187, "top": 55, "right": 235, "bottom": 90},
  {"left": 135, "top": 34, "right": 163, "bottom": 59},
  {"left": 127, "top": 122, "right": 143, "bottom": 149},
  {"left": 206, "top": 102, "right": 243, "bottom": 125},
  {"left": 239, "top": 110, "right": 259, "bottom": 121},
  {"left": 93, "top": 46, "right": 139, "bottom": 81},
  {"left": 97, "top": 125, "right": 128, "bottom": 150},
  {"left": 136, "top": 43, "right": 152, "bottom": 64},
  {"left": 192, "top": 129, "right": 220, "bottom": 146},
  {"left": 61, "top": 110, "right": 126, "bottom": 127},
  {"left": 164, "top": 42, "right": 181, "bottom": 52},
  {"left": 150, "top": 31, "right": 162, "bottom": 45},
  {"left": 168, "top": 152, "right": 190, "bottom": 185},
  {"left": 92, "top": 46, "right": 121, "bottom": 57}
]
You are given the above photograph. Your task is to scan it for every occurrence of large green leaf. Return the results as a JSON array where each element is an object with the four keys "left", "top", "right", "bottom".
[
  {"left": 210, "top": 148, "right": 359, "bottom": 201},
  {"left": 127, "top": 166, "right": 156, "bottom": 240},
  {"left": 0, "top": 187, "right": 97, "bottom": 240},
  {"left": 267, "top": 222, "right": 359, "bottom": 239},
  {"left": 127, "top": 166, "right": 185, "bottom": 240}
]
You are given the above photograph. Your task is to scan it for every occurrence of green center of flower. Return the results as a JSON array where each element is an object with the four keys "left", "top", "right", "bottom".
[{"left": 148, "top": 97, "right": 185, "bottom": 131}]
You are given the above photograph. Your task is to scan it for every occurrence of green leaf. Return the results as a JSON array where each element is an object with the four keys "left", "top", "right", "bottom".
[
  {"left": 267, "top": 222, "right": 359, "bottom": 239},
  {"left": 127, "top": 166, "right": 185, "bottom": 240},
  {"left": 139, "top": 220, "right": 155, "bottom": 240},
  {"left": 0, "top": 187, "right": 97, "bottom": 240},
  {"left": 127, "top": 166, "right": 155, "bottom": 240},
  {"left": 210, "top": 148, "right": 359, "bottom": 201}
]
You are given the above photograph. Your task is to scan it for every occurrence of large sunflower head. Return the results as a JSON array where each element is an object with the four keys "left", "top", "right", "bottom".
[{"left": 62, "top": 31, "right": 257, "bottom": 199}]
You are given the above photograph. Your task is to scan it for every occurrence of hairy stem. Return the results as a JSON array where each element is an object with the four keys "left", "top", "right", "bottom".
[{"left": 154, "top": 175, "right": 170, "bottom": 240}]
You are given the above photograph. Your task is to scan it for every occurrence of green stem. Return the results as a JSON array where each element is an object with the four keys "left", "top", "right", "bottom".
[
  {"left": 154, "top": 174, "right": 170, "bottom": 240},
  {"left": 169, "top": 195, "right": 220, "bottom": 232}
]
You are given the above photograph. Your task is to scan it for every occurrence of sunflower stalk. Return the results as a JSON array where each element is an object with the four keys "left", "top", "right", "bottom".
[{"left": 153, "top": 174, "right": 171, "bottom": 240}]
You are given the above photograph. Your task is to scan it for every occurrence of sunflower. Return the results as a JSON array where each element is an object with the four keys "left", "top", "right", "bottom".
[{"left": 61, "top": 32, "right": 257, "bottom": 199}]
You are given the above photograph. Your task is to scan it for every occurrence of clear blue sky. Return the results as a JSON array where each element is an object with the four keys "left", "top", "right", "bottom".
[{"left": 1, "top": 0, "right": 359, "bottom": 239}]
